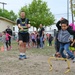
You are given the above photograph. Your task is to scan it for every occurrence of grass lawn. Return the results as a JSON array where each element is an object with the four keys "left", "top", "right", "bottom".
[{"left": 0, "top": 41, "right": 75, "bottom": 75}]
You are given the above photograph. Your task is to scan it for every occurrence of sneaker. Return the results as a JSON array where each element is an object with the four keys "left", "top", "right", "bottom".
[
  {"left": 55, "top": 52, "right": 61, "bottom": 58},
  {"left": 4, "top": 49, "right": 7, "bottom": 51},
  {"left": 23, "top": 55, "right": 27, "bottom": 59},
  {"left": 73, "top": 58, "right": 75, "bottom": 63},
  {"left": 19, "top": 55, "right": 23, "bottom": 60},
  {"left": 10, "top": 46, "right": 12, "bottom": 50}
]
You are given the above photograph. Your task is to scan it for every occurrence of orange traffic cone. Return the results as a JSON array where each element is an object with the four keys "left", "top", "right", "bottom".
[{"left": 1, "top": 46, "right": 4, "bottom": 52}]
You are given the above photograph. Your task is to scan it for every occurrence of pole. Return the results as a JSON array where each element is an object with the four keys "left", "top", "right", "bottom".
[
  {"left": 71, "top": 0, "right": 74, "bottom": 23},
  {"left": 0, "top": 2, "right": 7, "bottom": 12},
  {"left": 67, "top": 0, "right": 69, "bottom": 21}
]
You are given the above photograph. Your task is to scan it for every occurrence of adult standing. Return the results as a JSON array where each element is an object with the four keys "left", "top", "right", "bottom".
[
  {"left": 5, "top": 26, "right": 12, "bottom": 49},
  {"left": 39, "top": 24, "right": 44, "bottom": 48},
  {"left": 17, "top": 11, "right": 30, "bottom": 60}
]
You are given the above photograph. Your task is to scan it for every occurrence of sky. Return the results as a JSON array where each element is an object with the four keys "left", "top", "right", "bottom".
[{"left": 0, "top": 0, "right": 72, "bottom": 23}]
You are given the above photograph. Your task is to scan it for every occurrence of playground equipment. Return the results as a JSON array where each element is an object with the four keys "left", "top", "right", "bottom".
[{"left": 48, "top": 56, "right": 70, "bottom": 74}]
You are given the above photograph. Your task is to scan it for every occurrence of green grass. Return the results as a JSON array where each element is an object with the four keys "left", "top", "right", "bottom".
[
  {"left": 27, "top": 46, "right": 55, "bottom": 56},
  {"left": 0, "top": 41, "right": 56, "bottom": 56}
]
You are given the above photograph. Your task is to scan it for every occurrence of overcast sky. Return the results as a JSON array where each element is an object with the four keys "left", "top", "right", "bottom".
[{"left": 0, "top": 0, "right": 72, "bottom": 23}]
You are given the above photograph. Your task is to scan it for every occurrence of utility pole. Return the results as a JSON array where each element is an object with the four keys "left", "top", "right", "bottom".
[
  {"left": 67, "top": 0, "right": 69, "bottom": 21},
  {"left": 0, "top": 2, "right": 7, "bottom": 12}
]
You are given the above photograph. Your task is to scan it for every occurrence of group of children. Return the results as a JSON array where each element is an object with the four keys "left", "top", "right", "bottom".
[
  {"left": 1, "top": 31, "right": 11, "bottom": 51},
  {"left": 29, "top": 32, "right": 45, "bottom": 48},
  {"left": 30, "top": 32, "right": 53, "bottom": 48},
  {"left": 55, "top": 18, "right": 75, "bottom": 62}
]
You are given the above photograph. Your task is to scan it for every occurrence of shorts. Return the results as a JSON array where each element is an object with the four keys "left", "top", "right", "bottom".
[
  {"left": 18, "top": 32, "right": 29, "bottom": 42},
  {"left": 32, "top": 39, "right": 36, "bottom": 43}
]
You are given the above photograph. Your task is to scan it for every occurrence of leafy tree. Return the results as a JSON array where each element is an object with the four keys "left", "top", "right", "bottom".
[
  {"left": 19, "top": 0, "right": 55, "bottom": 29},
  {"left": 9, "top": 10, "right": 17, "bottom": 21},
  {"left": 0, "top": 8, "right": 17, "bottom": 21}
]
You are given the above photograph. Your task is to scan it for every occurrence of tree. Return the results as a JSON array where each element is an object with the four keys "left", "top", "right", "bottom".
[
  {"left": 19, "top": 0, "right": 55, "bottom": 29},
  {"left": 9, "top": 10, "right": 17, "bottom": 21},
  {"left": 0, "top": 8, "right": 17, "bottom": 21}
]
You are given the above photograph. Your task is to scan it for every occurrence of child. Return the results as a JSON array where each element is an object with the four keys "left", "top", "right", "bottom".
[
  {"left": 56, "top": 18, "right": 75, "bottom": 62},
  {"left": 36, "top": 32, "right": 40, "bottom": 48},
  {"left": 54, "top": 31, "right": 60, "bottom": 52},
  {"left": 31, "top": 32, "right": 36, "bottom": 47},
  {"left": 6, "top": 31, "right": 11, "bottom": 50},
  {"left": 48, "top": 34, "right": 53, "bottom": 46},
  {"left": 69, "top": 39, "right": 75, "bottom": 56},
  {"left": 2, "top": 31, "right": 11, "bottom": 50},
  {"left": 2, "top": 31, "right": 7, "bottom": 51}
]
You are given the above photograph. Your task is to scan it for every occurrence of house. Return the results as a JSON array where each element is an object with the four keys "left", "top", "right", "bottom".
[{"left": 0, "top": 16, "right": 16, "bottom": 32}]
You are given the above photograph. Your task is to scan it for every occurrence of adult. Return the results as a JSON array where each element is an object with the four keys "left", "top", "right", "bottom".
[
  {"left": 5, "top": 26, "right": 12, "bottom": 49},
  {"left": 39, "top": 24, "right": 44, "bottom": 48},
  {"left": 17, "top": 11, "right": 30, "bottom": 60}
]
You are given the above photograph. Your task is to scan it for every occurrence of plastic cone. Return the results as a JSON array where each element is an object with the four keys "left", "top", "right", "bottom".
[{"left": 1, "top": 46, "right": 4, "bottom": 52}]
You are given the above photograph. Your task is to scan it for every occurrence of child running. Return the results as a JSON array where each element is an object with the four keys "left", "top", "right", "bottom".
[
  {"left": 69, "top": 38, "right": 75, "bottom": 56},
  {"left": 2, "top": 31, "right": 7, "bottom": 51},
  {"left": 56, "top": 18, "right": 75, "bottom": 63},
  {"left": 2, "top": 31, "right": 11, "bottom": 51}
]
